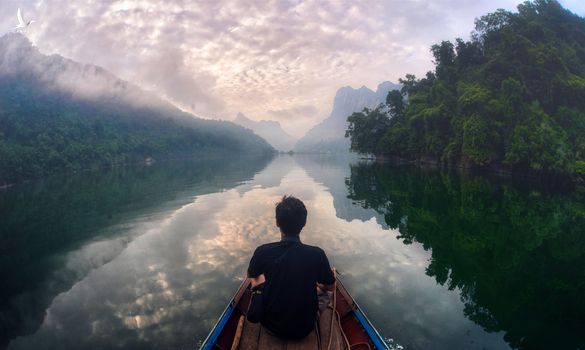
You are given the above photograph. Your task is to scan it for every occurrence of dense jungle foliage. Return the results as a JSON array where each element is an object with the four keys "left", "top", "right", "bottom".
[
  {"left": 346, "top": 0, "right": 585, "bottom": 175},
  {"left": 0, "top": 80, "right": 273, "bottom": 184},
  {"left": 0, "top": 37, "right": 273, "bottom": 185}
]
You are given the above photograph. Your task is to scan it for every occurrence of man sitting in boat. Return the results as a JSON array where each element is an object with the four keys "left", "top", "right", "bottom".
[{"left": 247, "top": 195, "right": 336, "bottom": 340}]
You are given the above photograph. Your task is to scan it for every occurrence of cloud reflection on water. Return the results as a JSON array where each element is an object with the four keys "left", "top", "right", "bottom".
[{"left": 7, "top": 156, "right": 508, "bottom": 350}]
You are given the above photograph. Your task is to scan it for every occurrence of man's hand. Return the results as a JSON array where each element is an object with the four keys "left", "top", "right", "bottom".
[
  {"left": 317, "top": 282, "right": 335, "bottom": 292},
  {"left": 317, "top": 268, "right": 336, "bottom": 292},
  {"left": 250, "top": 274, "right": 266, "bottom": 288}
]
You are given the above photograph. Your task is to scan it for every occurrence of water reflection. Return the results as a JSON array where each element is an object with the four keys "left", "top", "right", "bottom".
[
  {"left": 346, "top": 162, "right": 585, "bottom": 349},
  {"left": 293, "top": 155, "right": 386, "bottom": 225},
  {"left": 6, "top": 155, "right": 572, "bottom": 349},
  {"left": 0, "top": 155, "right": 272, "bottom": 349}
]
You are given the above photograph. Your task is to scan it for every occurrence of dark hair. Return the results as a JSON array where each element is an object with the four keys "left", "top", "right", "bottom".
[{"left": 275, "top": 195, "right": 307, "bottom": 236}]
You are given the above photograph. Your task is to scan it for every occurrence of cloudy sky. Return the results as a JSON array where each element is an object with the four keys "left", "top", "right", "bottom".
[{"left": 1, "top": 0, "right": 584, "bottom": 137}]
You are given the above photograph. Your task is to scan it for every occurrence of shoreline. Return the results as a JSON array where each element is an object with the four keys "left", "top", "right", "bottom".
[
  {"left": 0, "top": 152, "right": 276, "bottom": 190},
  {"left": 373, "top": 154, "right": 575, "bottom": 180},
  {"left": 368, "top": 155, "right": 578, "bottom": 193}
]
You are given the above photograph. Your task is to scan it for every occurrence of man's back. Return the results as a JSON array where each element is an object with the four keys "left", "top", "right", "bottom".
[{"left": 247, "top": 235, "right": 334, "bottom": 340}]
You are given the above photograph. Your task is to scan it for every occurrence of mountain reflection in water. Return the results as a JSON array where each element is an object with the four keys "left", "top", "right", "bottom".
[{"left": 1, "top": 155, "right": 583, "bottom": 350}]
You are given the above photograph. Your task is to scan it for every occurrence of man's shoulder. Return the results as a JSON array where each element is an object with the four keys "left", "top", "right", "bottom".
[
  {"left": 253, "top": 241, "right": 327, "bottom": 258},
  {"left": 299, "top": 243, "right": 327, "bottom": 256},
  {"left": 254, "top": 241, "right": 283, "bottom": 254}
]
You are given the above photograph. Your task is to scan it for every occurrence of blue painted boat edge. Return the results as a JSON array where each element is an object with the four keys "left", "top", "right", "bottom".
[
  {"left": 200, "top": 279, "right": 248, "bottom": 350},
  {"left": 353, "top": 308, "right": 389, "bottom": 350},
  {"left": 336, "top": 276, "right": 389, "bottom": 350},
  {"left": 199, "top": 301, "right": 236, "bottom": 350}
]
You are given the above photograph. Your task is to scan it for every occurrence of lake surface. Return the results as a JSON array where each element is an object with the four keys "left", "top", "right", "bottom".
[{"left": 1, "top": 155, "right": 584, "bottom": 350}]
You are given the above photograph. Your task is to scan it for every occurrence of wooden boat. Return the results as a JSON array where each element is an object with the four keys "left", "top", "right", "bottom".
[{"left": 200, "top": 275, "right": 389, "bottom": 350}]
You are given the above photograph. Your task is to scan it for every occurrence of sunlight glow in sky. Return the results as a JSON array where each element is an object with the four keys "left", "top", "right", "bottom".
[{"left": 1, "top": 0, "right": 584, "bottom": 136}]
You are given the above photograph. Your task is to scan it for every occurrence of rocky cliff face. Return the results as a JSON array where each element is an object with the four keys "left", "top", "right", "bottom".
[
  {"left": 294, "top": 81, "right": 401, "bottom": 153},
  {"left": 234, "top": 113, "right": 297, "bottom": 151}
]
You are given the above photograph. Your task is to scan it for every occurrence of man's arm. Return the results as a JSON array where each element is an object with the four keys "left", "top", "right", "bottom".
[
  {"left": 247, "top": 247, "right": 266, "bottom": 287},
  {"left": 317, "top": 250, "right": 336, "bottom": 291},
  {"left": 317, "top": 268, "right": 336, "bottom": 291}
]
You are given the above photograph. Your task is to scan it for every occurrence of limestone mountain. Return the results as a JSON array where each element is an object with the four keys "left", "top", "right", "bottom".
[
  {"left": 233, "top": 113, "right": 296, "bottom": 151},
  {"left": 294, "top": 81, "right": 400, "bottom": 153}
]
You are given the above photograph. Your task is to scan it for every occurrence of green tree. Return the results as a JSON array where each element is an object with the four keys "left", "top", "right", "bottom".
[
  {"left": 346, "top": 107, "right": 391, "bottom": 155},
  {"left": 386, "top": 90, "right": 406, "bottom": 120},
  {"left": 505, "top": 102, "right": 572, "bottom": 172},
  {"left": 345, "top": 0, "right": 585, "bottom": 177}
]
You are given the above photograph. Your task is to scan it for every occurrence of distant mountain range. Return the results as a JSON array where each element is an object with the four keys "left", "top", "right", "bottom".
[
  {"left": 294, "top": 82, "right": 401, "bottom": 153},
  {"left": 233, "top": 113, "right": 296, "bottom": 151},
  {"left": 0, "top": 34, "right": 273, "bottom": 184}
]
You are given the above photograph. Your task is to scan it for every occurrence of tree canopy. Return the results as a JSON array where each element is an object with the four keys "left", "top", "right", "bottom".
[
  {"left": 0, "top": 69, "right": 273, "bottom": 185},
  {"left": 346, "top": 0, "right": 585, "bottom": 175}
]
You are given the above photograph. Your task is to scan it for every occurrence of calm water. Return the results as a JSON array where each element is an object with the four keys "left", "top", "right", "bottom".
[{"left": 1, "top": 155, "right": 584, "bottom": 350}]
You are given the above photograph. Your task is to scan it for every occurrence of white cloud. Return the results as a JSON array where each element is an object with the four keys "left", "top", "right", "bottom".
[{"left": 0, "top": 0, "right": 583, "bottom": 135}]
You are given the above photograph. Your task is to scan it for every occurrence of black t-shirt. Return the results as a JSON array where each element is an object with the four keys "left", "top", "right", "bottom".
[{"left": 247, "top": 235, "right": 335, "bottom": 340}]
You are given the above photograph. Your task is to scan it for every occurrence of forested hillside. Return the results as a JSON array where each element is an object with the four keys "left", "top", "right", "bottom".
[
  {"left": 0, "top": 34, "right": 273, "bottom": 185},
  {"left": 346, "top": 0, "right": 585, "bottom": 175}
]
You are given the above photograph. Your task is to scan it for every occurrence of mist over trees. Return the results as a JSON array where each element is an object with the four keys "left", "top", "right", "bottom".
[
  {"left": 0, "top": 34, "right": 273, "bottom": 185},
  {"left": 346, "top": 0, "right": 585, "bottom": 176}
]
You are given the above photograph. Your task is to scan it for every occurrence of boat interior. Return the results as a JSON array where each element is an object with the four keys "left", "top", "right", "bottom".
[{"left": 210, "top": 278, "right": 378, "bottom": 350}]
